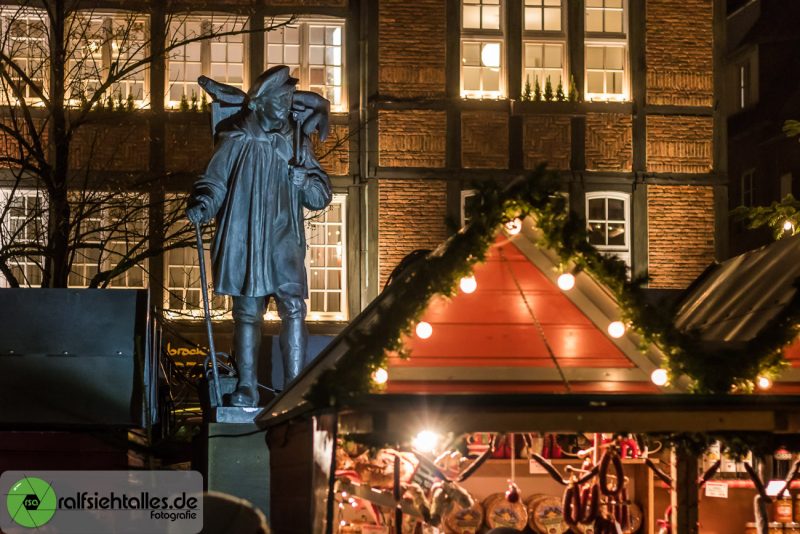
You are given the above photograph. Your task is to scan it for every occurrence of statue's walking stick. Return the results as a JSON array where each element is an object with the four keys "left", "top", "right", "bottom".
[{"left": 194, "top": 221, "right": 223, "bottom": 407}]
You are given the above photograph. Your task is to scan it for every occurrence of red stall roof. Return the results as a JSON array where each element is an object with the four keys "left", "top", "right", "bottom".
[{"left": 386, "top": 231, "right": 663, "bottom": 394}]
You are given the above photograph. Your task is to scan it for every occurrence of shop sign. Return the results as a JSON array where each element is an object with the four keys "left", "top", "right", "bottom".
[{"left": 704, "top": 481, "right": 728, "bottom": 499}]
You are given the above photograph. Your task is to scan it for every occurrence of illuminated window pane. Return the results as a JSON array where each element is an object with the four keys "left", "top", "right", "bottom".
[
  {"left": 525, "top": 8, "right": 543, "bottom": 30},
  {"left": 586, "top": 193, "right": 629, "bottom": 267},
  {"left": 606, "top": 46, "right": 624, "bottom": 69},
  {"left": 483, "top": 68, "right": 500, "bottom": 91},
  {"left": 605, "top": 11, "right": 623, "bottom": 33},
  {"left": 266, "top": 18, "right": 346, "bottom": 112},
  {"left": 544, "top": 44, "right": 561, "bottom": 67},
  {"left": 482, "top": 5, "right": 500, "bottom": 29},
  {"left": 586, "top": 46, "right": 604, "bottom": 68},
  {"left": 586, "top": 10, "right": 603, "bottom": 32},
  {"left": 463, "top": 66, "right": 481, "bottom": 90},
  {"left": 587, "top": 71, "right": 604, "bottom": 93},
  {"left": 464, "top": 5, "right": 481, "bottom": 28},
  {"left": 543, "top": 8, "right": 561, "bottom": 30},
  {"left": 463, "top": 42, "right": 481, "bottom": 65}
]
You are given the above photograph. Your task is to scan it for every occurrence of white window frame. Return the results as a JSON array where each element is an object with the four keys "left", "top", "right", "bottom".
[
  {"left": 66, "top": 11, "right": 150, "bottom": 108},
  {"left": 67, "top": 193, "right": 149, "bottom": 289},
  {"left": 461, "top": 0, "right": 505, "bottom": 99},
  {"left": 166, "top": 14, "right": 248, "bottom": 109},
  {"left": 460, "top": 189, "right": 479, "bottom": 227},
  {"left": 265, "top": 16, "right": 346, "bottom": 113},
  {"left": 584, "top": 0, "right": 629, "bottom": 102},
  {"left": 0, "top": 188, "right": 47, "bottom": 287},
  {"left": 741, "top": 168, "right": 754, "bottom": 207},
  {"left": 0, "top": 8, "right": 48, "bottom": 103},
  {"left": 523, "top": 0, "right": 564, "bottom": 32},
  {"left": 522, "top": 41, "right": 567, "bottom": 95},
  {"left": 586, "top": 191, "right": 630, "bottom": 266},
  {"left": 304, "top": 194, "right": 347, "bottom": 321}
]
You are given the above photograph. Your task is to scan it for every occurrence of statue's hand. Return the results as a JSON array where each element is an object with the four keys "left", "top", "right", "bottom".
[
  {"left": 289, "top": 166, "right": 307, "bottom": 188},
  {"left": 186, "top": 196, "right": 213, "bottom": 225}
]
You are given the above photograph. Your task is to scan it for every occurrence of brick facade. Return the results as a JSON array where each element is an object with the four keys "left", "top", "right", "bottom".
[
  {"left": 378, "top": 0, "right": 446, "bottom": 98},
  {"left": 378, "top": 179, "right": 448, "bottom": 287},
  {"left": 378, "top": 110, "right": 446, "bottom": 168},
  {"left": 647, "top": 185, "right": 715, "bottom": 288},
  {"left": 522, "top": 115, "right": 571, "bottom": 170},
  {"left": 314, "top": 124, "right": 350, "bottom": 176},
  {"left": 165, "top": 118, "right": 213, "bottom": 173},
  {"left": 462, "top": 111, "right": 509, "bottom": 169},
  {"left": 585, "top": 113, "right": 632, "bottom": 171},
  {"left": 646, "top": 0, "right": 714, "bottom": 107},
  {"left": 71, "top": 120, "right": 150, "bottom": 172},
  {"left": 646, "top": 115, "right": 713, "bottom": 173}
]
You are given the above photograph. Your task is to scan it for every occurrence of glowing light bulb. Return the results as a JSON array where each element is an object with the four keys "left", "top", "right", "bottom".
[
  {"left": 460, "top": 275, "right": 477, "bottom": 293},
  {"left": 557, "top": 273, "right": 575, "bottom": 291},
  {"left": 504, "top": 218, "right": 522, "bottom": 235},
  {"left": 784, "top": 220, "right": 794, "bottom": 232},
  {"left": 757, "top": 376, "right": 773, "bottom": 390},
  {"left": 607, "top": 321, "right": 626, "bottom": 338},
  {"left": 651, "top": 368, "right": 669, "bottom": 386},
  {"left": 416, "top": 321, "right": 433, "bottom": 339},
  {"left": 372, "top": 368, "right": 389, "bottom": 385},
  {"left": 412, "top": 430, "right": 440, "bottom": 453},
  {"left": 480, "top": 42, "right": 501, "bottom": 68}
]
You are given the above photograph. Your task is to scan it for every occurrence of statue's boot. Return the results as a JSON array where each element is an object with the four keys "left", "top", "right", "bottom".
[
  {"left": 278, "top": 296, "right": 308, "bottom": 387},
  {"left": 230, "top": 321, "right": 260, "bottom": 407}
]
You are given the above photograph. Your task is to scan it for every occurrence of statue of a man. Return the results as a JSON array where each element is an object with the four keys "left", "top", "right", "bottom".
[{"left": 186, "top": 66, "right": 332, "bottom": 407}]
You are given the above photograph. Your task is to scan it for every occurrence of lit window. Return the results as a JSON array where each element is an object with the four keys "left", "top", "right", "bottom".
[
  {"left": 585, "top": 0, "right": 627, "bottom": 101},
  {"left": 461, "top": 0, "right": 504, "bottom": 99},
  {"left": 586, "top": 192, "right": 630, "bottom": 266},
  {"left": 163, "top": 196, "right": 231, "bottom": 319},
  {"left": 305, "top": 194, "right": 347, "bottom": 320},
  {"left": 586, "top": 0, "right": 624, "bottom": 33},
  {"left": 585, "top": 45, "right": 625, "bottom": 98},
  {"left": 461, "top": 40, "right": 503, "bottom": 98},
  {"left": 463, "top": 0, "right": 502, "bottom": 30},
  {"left": 741, "top": 169, "right": 754, "bottom": 207},
  {"left": 0, "top": 189, "right": 46, "bottom": 287},
  {"left": 68, "top": 194, "right": 149, "bottom": 288},
  {"left": 167, "top": 15, "right": 247, "bottom": 109},
  {"left": 0, "top": 8, "right": 48, "bottom": 102},
  {"left": 523, "top": 42, "right": 564, "bottom": 93},
  {"left": 524, "top": 0, "right": 562, "bottom": 31},
  {"left": 265, "top": 17, "right": 345, "bottom": 112},
  {"left": 66, "top": 12, "right": 149, "bottom": 107}
]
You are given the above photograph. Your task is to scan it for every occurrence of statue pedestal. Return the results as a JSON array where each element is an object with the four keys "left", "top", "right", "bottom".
[
  {"left": 213, "top": 406, "right": 264, "bottom": 423},
  {"left": 195, "top": 411, "right": 270, "bottom": 519}
]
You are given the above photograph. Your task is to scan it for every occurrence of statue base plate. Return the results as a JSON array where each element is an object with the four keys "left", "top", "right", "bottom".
[{"left": 213, "top": 406, "right": 265, "bottom": 424}]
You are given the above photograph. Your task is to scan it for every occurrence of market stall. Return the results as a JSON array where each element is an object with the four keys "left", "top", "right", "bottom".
[{"left": 258, "top": 176, "right": 800, "bottom": 534}]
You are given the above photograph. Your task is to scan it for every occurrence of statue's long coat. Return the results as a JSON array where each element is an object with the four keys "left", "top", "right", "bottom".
[{"left": 192, "top": 113, "right": 331, "bottom": 298}]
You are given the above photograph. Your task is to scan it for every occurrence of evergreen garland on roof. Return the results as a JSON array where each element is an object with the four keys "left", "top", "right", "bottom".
[{"left": 305, "top": 168, "right": 798, "bottom": 406}]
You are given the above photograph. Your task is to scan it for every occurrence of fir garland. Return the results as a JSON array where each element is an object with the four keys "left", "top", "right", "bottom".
[{"left": 305, "top": 168, "right": 799, "bottom": 406}]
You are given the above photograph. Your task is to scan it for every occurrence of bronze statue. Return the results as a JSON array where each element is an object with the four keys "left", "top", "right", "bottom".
[{"left": 187, "top": 66, "right": 332, "bottom": 407}]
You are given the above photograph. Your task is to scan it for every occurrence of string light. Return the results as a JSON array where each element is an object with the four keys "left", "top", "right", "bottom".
[
  {"left": 459, "top": 275, "right": 477, "bottom": 293},
  {"left": 607, "top": 321, "right": 626, "bottom": 338},
  {"left": 784, "top": 220, "right": 795, "bottom": 232},
  {"left": 416, "top": 321, "right": 433, "bottom": 339},
  {"left": 651, "top": 368, "right": 669, "bottom": 386},
  {"left": 757, "top": 376, "right": 773, "bottom": 390},
  {"left": 504, "top": 218, "right": 523, "bottom": 235},
  {"left": 557, "top": 273, "right": 575, "bottom": 291},
  {"left": 371, "top": 368, "right": 389, "bottom": 384}
]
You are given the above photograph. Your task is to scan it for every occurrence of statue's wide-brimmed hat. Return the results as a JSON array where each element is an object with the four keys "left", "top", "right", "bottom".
[{"left": 247, "top": 65, "right": 298, "bottom": 101}]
